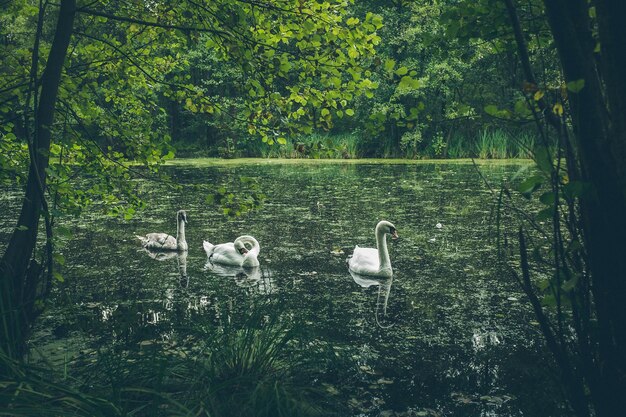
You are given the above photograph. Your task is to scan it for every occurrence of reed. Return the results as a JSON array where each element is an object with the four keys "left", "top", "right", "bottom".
[
  {"left": 239, "top": 133, "right": 360, "bottom": 159},
  {"left": 475, "top": 129, "right": 507, "bottom": 159},
  {"left": 0, "top": 311, "right": 332, "bottom": 417},
  {"left": 446, "top": 132, "right": 470, "bottom": 159},
  {"left": 0, "top": 350, "right": 118, "bottom": 417}
]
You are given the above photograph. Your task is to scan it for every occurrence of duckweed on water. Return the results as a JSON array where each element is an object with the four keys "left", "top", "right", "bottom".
[{"left": 0, "top": 161, "right": 564, "bottom": 417}]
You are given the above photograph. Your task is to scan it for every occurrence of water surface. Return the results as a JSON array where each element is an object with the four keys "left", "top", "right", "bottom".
[{"left": 1, "top": 160, "right": 564, "bottom": 416}]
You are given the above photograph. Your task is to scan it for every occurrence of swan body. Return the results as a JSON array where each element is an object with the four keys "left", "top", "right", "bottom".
[
  {"left": 347, "top": 220, "right": 398, "bottom": 277},
  {"left": 136, "top": 210, "right": 188, "bottom": 251},
  {"left": 203, "top": 235, "right": 260, "bottom": 267}
]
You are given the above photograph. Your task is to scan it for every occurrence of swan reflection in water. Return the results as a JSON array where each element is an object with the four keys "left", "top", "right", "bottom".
[
  {"left": 204, "top": 260, "right": 275, "bottom": 294},
  {"left": 140, "top": 248, "right": 189, "bottom": 287},
  {"left": 349, "top": 269, "right": 394, "bottom": 328}
]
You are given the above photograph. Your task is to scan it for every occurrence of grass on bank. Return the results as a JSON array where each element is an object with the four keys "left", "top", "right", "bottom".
[
  {"left": 172, "top": 129, "right": 539, "bottom": 160},
  {"left": 0, "top": 314, "right": 334, "bottom": 417}
]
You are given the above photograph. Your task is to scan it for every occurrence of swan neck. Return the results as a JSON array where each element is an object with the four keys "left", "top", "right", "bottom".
[
  {"left": 237, "top": 235, "right": 260, "bottom": 256},
  {"left": 176, "top": 218, "right": 187, "bottom": 247},
  {"left": 376, "top": 228, "right": 391, "bottom": 270}
]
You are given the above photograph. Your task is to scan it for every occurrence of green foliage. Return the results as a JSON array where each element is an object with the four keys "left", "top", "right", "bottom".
[
  {"left": 0, "top": 315, "right": 330, "bottom": 417},
  {"left": 0, "top": 0, "right": 384, "bottom": 222},
  {"left": 0, "top": 350, "right": 118, "bottom": 417},
  {"left": 476, "top": 130, "right": 509, "bottom": 159},
  {"left": 0, "top": 131, "right": 28, "bottom": 186},
  {"left": 205, "top": 176, "right": 266, "bottom": 218}
]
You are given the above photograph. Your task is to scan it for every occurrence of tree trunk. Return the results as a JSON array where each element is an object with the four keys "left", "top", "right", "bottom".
[
  {"left": 542, "top": 0, "right": 626, "bottom": 414},
  {"left": 0, "top": 0, "right": 76, "bottom": 357}
]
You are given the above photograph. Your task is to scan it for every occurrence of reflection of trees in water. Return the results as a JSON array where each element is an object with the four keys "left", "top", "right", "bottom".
[{"left": 349, "top": 270, "right": 394, "bottom": 329}]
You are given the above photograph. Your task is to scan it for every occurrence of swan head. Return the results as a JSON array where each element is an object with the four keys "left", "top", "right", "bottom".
[
  {"left": 376, "top": 220, "right": 398, "bottom": 239},
  {"left": 234, "top": 239, "right": 249, "bottom": 255},
  {"left": 177, "top": 210, "right": 188, "bottom": 224}
]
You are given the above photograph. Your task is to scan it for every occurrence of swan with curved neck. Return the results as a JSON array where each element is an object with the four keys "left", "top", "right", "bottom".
[
  {"left": 136, "top": 210, "right": 188, "bottom": 251},
  {"left": 203, "top": 235, "right": 260, "bottom": 267},
  {"left": 347, "top": 220, "right": 398, "bottom": 277}
]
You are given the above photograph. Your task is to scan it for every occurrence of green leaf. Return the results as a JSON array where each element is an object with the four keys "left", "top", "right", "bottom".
[
  {"left": 53, "top": 253, "right": 66, "bottom": 266},
  {"left": 539, "top": 192, "right": 555, "bottom": 206},
  {"left": 534, "top": 146, "right": 553, "bottom": 174},
  {"left": 484, "top": 105, "right": 498, "bottom": 116},
  {"left": 384, "top": 59, "right": 396, "bottom": 72},
  {"left": 53, "top": 271, "right": 64, "bottom": 283},
  {"left": 563, "top": 181, "right": 593, "bottom": 199},
  {"left": 345, "top": 109, "right": 355, "bottom": 116},
  {"left": 562, "top": 274, "right": 580, "bottom": 292},
  {"left": 277, "top": 137, "right": 287, "bottom": 145},
  {"left": 566, "top": 79, "right": 585, "bottom": 93},
  {"left": 536, "top": 207, "right": 553, "bottom": 221},
  {"left": 16, "top": 225, "right": 28, "bottom": 231},
  {"left": 56, "top": 226, "right": 72, "bottom": 238},
  {"left": 398, "top": 76, "right": 419, "bottom": 89},
  {"left": 517, "top": 175, "right": 543, "bottom": 197},
  {"left": 589, "top": 6, "right": 596, "bottom": 18},
  {"left": 395, "top": 66, "right": 408, "bottom": 76},
  {"left": 514, "top": 99, "right": 530, "bottom": 116}
]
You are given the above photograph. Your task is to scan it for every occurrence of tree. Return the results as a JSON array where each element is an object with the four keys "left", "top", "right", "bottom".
[
  {"left": 539, "top": 1, "right": 626, "bottom": 414},
  {"left": 463, "top": 0, "right": 626, "bottom": 415},
  {"left": 0, "top": 0, "right": 381, "bottom": 357}
]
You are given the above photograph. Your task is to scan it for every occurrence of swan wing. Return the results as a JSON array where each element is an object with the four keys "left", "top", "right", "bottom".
[
  {"left": 348, "top": 247, "right": 380, "bottom": 272},
  {"left": 139, "top": 233, "right": 177, "bottom": 250},
  {"left": 209, "top": 242, "right": 244, "bottom": 266},
  {"left": 203, "top": 240, "right": 215, "bottom": 256}
]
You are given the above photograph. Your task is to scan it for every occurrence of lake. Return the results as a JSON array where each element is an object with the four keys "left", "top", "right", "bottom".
[{"left": 0, "top": 159, "right": 566, "bottom": 416}]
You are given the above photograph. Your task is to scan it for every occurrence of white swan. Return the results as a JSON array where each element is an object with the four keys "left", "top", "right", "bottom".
[
  {"left": 136, "top": 210, "right": 188, "bottom": 251},
  {"left": 347, "top": 220, "right": 398, "bottom": 277},
  {"left": 203, "top": 235, "right": 260, "bottom": 267}
]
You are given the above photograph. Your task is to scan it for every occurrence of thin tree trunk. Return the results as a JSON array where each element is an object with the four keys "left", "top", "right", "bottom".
[
  {"left": 0, "top": 0, "right": 76, "bottom": 357},
  {"left": 542, "top": 0, "right": 626, "bottom": 414}
]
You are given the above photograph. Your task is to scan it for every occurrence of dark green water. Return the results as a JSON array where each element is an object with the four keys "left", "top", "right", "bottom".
[{"left": 1, "top": 161, "right": 565, "bottom": 416}]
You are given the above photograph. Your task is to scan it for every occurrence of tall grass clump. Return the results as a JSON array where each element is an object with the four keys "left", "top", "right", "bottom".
[
  {"left": 242, "top": 132, "right": 359, "bottom": 159},
  {"left": 288, "top": 132, "right": 360, "bottom": 159},
  {"left": 0, "top": 349, "right": 118, "bottom": 417},
  {"left": 511, "top": 131, "right": 536, "bottom": 158},
  {"left": 473, "top": 129, "right": 539, "bottom": 159},
  {"left": 181, "top": 325, "right": 330, "bottom": 417},
  {"left": 3, "top": 310, "right": 334, "bottom": 417},
  {"left": 476, "top": 129, "right": 509, "bottom": 158},
  {"left": 446, "top": 132, "right": 471, "bottom": 158}
]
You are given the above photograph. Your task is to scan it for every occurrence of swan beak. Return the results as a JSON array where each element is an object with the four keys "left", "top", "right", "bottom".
[
  {"left": 239, "top": 247, "right": 249, "bottom": 255},
  {"left": 391, "top": 230, "right": 399, "bottom": 239}
]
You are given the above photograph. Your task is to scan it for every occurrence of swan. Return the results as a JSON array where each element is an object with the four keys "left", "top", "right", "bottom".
[
  {"left": 203, "top": 235, "right": 260, "bottom": 267},
  {"left": 136, "top": 210, "right": 188, "bottom": 251},
  {"left": 347, "top": 220, "right": 398, "bottom": 277}
]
